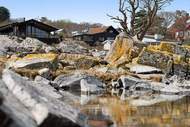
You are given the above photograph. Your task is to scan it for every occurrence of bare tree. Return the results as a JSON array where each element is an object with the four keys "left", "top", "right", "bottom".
[
  {"left": 158, "top": 11, "right": 176, "bottom": 29},
  {"left": 108, "top": 0, "right": 139, "bottom": 36},
  {"left": 108, "top": 0, "right": 173, "bottom": 40}
]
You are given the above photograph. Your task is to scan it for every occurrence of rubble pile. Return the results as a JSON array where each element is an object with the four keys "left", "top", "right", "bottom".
[{"left": 0, "top": 34, "right": 189, "bottom": 127}]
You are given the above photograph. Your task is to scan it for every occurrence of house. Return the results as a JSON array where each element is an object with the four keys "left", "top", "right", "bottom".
[
  {"left": 73, "top": 26, "right": 119, "bottom": 45},
  {"left": 0, "top": 19, "right": 59, "bottom": 44},
  {"left": 168, "top": 16, "right": 190, "bottom": 41}
]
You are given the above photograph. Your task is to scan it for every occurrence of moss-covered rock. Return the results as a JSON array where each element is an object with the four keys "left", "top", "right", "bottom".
[
  {"left": 75, "top": 57, "right": 100, "bottom": 70},
  {"left": 105, "top": 35, "right": 134, "bottom": 67},
  {"left": 137, "top": 48, "right": 173, "bottom": 73}
]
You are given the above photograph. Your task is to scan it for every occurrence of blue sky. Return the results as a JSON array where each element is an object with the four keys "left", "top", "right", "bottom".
[{"left": 0, "top": 0, "right": 189, "bottom": 27}]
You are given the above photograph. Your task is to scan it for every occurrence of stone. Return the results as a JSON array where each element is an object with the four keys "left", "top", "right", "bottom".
[
  {"left": 130, "top": 64, "right": 162, "bottom": 74},
  {"left": 57, "top": 42, "right": 88, "bottom": 54},
  {"left": 75, "top": 57, "right": 100, "bottom": 70},
  {"left": 35, "top": 75, "right": 51, "bottom": 85},
  {"left": 38, "top": 68, "right": 52, "bottom": 80},
  {"left": 2, "top": 69, "right": 87, "bottom": 127},
  {"left": 58, "top": 53, "right": 100, "bottom": 70},
  {"left": 92, "top": 51, "right": 107, "bottom": 58},
  {"left": 54, "top": 73, "right": 87, "bottom": 89},
  {"left": 137, "top": 48, "right": 173, "bottom": 73},
  {"left": 105, "top": 34, "right": 134, "bottom": 67},
  {"left": 0, "top": 80, "right": 37, "bottom": 127},
  {"left": 80, "top": 76, "right": 105, "bottom": 93},
  {"left": 7, "top": 53, "right": 58, "bottom": 70},
  {"left": 116, "top": 76, "right": 142, "bottom": 89}
]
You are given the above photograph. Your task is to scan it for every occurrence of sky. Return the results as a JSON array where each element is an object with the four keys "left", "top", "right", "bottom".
[{"left": 0, "top": 0, "right": 189, "bottom": 27}]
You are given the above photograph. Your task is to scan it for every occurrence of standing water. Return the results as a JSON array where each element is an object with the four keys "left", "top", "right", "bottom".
[{"left": 61, "top": 90, "right": 190, "bottom": 127}]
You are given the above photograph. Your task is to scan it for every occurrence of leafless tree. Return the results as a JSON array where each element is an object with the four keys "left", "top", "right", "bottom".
[
  {"left": 158, "top": 11, "right": 176, "bottom": 28},
  {"left": 108, "top": 0, "right": 173, "bottom": 40},
  {"left": 108, "top": 0, "right": 139, "bottom": 36}
]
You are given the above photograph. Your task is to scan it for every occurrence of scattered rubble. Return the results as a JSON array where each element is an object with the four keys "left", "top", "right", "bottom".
[{"left": 0, "top": 34, "right": 189, "bottom": 126}]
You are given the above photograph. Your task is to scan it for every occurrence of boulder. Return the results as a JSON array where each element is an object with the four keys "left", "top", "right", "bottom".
[
  {"left": 59, "top": 53, "right": 100, "bottom": 69},
  {"left": 105, "top": 33, "right": 134, "bottom": 67},
  {"left": 35, "top": 76, "right": 51, "bottom": 86},
  {"left": 54, "top": 73, "right": 87, "bottom": 89},
  {"left": 2, "top": 69, "right": 87, "bottom": 127},
  {"left": 114, "top": 76, "right": 143, "bottom": 89},
  {"left": 75, "top": 57, "right": 100, "bottom": 69},
  {"left": 7, "top": 53, "right": 58, "bottom": 70},
  {"left": 0, "top": 80, "right": 37, "bottom": 127},
  {"left": 80, "top": 76, "right": 105, "bottom": 93},
  {"left": 137, "top": 48, "right": 173, "bottom": 73},
  {"left": 159, "top": 42, "right": 190, "bottom": 57},
  {"left": 130, "top": 64, "right": 162, "bottom": 74}
]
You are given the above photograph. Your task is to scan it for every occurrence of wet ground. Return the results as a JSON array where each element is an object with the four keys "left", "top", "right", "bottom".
[{"left": 62, "top": 89, "right": 190, "bottom": 127}]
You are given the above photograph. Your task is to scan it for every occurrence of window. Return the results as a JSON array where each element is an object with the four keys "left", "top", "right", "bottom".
[{"left": 27, "top": 26, "right": 49, "bottom": 38}]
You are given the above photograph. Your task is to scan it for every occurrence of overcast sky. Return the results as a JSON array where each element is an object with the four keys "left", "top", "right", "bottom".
[{"left": 0, "top": 0, "right": 189, "bottom": 27}]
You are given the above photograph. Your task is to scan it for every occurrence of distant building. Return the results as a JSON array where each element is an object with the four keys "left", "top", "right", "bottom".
[
  {"left": 0, "top": 19, "right": 59, "bottom": 43},
  {"left": 73, "top": 26, "right": 119, "bottom": 45},
  {"left": 168, "top": 16, "right": 190, "bottom": 41}
]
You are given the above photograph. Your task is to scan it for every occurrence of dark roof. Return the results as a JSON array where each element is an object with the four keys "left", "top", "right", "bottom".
[{"left": 0, "top": 19, "right": 58, "bottom": 32}]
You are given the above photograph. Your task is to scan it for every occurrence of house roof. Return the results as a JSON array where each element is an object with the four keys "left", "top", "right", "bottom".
[
  {"left": 168, "top": 16, "right": 190, "bottom": 33},
  {"left": 0, "top": 19, "right": 58, "bottom": 32},
  {"left": 87, "top": 27, "right": 108, "bottom": 34}
]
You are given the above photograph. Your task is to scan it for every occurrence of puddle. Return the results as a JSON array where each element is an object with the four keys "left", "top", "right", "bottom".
[{"left": 61, "top": 89, "right": 190, "bottom": 127}]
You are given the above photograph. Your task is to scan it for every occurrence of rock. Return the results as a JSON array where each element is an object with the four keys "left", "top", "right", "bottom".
[
  {"left": 38, "top": 68, "right": 52, "bottom": 80},
  {"left": 57, "top": 42, "right": 88, "bottom": 54},
  {"left": 7, "top": 53, "right": 58, "bottom": 70},
  {"left": 44, "top": 46, "right": 57, "bottom": 53},
  {"left": 58, "top": 53, "right": 100, "bottom": 69},
  {"left": 159, "top": 42, "right": 190, "bottom": 56},
  {"left": 0, "top": 80, "right": 37, "bottom": 127},
  {"left": 75, "top": 57, "right": 100, "bottom": 70},
  {"left": 129, "top": 82, "right": 152, "bottom": 91},
  {"left": 92, "top": 50, "right": 107, "bottom": 58},
  {"left": 115, "top": 76, "right": 142, "bottom": 89},
  {"left": 137, "top": 48, "right": 173, "bottom": 73},
  {"left": 80, "top": 76, "right": 105, "bottom": 93},
  {"left": 54, "top": 73, "right": 87, "bottom": 89},
  {"left": 105, "top": 34, "right": 134, "bottom": 67},
  {"left": 2, "top": 69, "right": 87, "bottom": 127},
  {"left": 35, "top": 75, "right": 51, "bottom": 85},
  {"left": 146, "top": 42, "right": 190, "bottom": 77},
  {"left": 130, "top": 64, "right": 162, "bottom": 74}
]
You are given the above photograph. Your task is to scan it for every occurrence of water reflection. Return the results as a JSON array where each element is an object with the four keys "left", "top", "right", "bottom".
[{"left": 66, "top": 89, "right": 190, "bottom": 127}]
